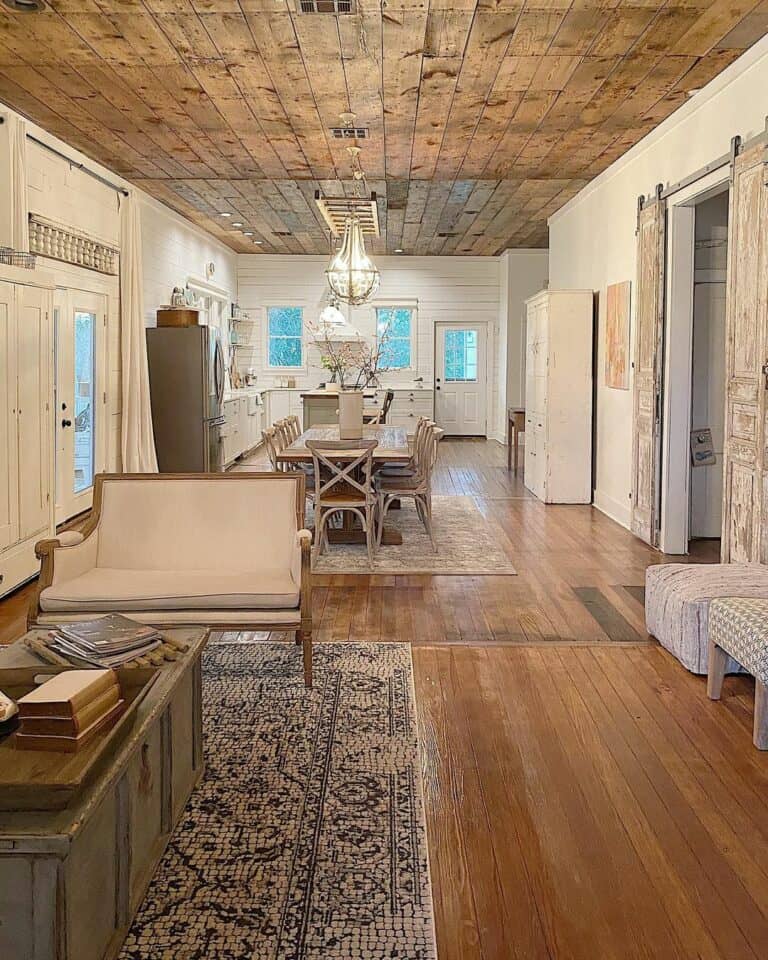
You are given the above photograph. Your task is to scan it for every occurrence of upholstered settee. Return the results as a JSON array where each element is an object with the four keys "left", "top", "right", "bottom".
[{"left": 29, "top": 472, "right": 314, "bottom": 686}]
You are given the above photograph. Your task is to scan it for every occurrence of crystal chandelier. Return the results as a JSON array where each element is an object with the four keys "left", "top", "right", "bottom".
[{"left": 326, "top": 216, "right": 380, "bottom": 306}]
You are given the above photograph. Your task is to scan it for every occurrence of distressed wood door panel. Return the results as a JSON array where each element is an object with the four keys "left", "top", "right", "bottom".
[
  {"left": 721, "top": 140, "right": 768, "bottom": 562},
  {"left": 631, "top": 196, "right": 666, "bottom": 546}
]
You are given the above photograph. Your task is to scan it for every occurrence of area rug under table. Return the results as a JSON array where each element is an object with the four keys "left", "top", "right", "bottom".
[
  {"left": 313, "top": 494, "right": 517, "bottom": 575},
  {"left": 120, "top": 640, "right": 437, "bottom": 960}
]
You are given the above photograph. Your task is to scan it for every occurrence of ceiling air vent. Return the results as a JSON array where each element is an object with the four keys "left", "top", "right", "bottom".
[
  {"left": 330, "top": 126, "right": 369, "bottom": 140},
  {"left": 299, "top": 0, "right": 353, "bottom": 13},
  {"left": 274, "top": 231, "right": 293, "bottom": 237}
]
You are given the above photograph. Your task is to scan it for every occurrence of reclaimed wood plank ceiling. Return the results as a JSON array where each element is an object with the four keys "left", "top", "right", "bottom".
[{"left": 0, "top": 0, "right": 766, "bottom": 255}]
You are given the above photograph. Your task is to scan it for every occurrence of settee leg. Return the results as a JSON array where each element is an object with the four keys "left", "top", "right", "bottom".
[{"left": 298, "top": 630, "right": 313, "bottom": 688}]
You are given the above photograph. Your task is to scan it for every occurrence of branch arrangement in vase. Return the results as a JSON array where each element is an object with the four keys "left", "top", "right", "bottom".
[{"left": 309, "top": 315, "right": 397, "bottom": 390}]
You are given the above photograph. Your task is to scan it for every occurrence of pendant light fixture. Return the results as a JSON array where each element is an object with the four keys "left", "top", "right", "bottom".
[
  {"left": 318, "top": 296, "right": 346, "bottom": 330},
  {"left": 326, "top": 216, "right": 380, "bottom": 306},
  {"left": 325, "top": 140, "right": 381, "bottom": 306}
]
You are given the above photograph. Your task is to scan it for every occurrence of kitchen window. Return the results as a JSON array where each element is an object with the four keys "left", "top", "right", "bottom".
[
  {"left": 376, "top": 306, "right": 414, "bottom": 370},
  {"left": 267, "top": 306, "right": 304, "bottom": 369}
]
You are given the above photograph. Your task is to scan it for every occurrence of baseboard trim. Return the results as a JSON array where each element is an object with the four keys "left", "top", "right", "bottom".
[{"left": 593, "top": 489, "right": 631, "bottom": 530}]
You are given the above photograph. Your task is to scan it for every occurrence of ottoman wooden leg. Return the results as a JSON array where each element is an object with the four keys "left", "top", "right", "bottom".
[
  {"left": 707, "top": 638, "right": 728, "bottom": 700},
  {"left": 754, "top": 680, "right": 768, "bottom": 750}
]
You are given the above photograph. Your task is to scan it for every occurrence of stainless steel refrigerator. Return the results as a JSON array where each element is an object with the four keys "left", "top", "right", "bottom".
[{"left": 146, "top": 325, "right": 226, "bottom": 472}]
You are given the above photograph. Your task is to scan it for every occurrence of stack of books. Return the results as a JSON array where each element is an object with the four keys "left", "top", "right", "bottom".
[
  {"left": 16, "top": 669, "right": 124, "bottom": 752},
  {"left": 47, "top": 614, "right": 163, "bottom": 667}
]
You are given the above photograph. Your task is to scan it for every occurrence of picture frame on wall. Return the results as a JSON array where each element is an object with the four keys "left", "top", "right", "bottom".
[{"left": 605, "top": 280, "right": 631, "bottom": 390}]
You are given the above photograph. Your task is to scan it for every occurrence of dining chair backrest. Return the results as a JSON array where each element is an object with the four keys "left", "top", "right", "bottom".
[
  {"left": 414, "top": 423, "right": 443, "bottom": 486},
  {"left": 380, "top": 390, "right": 395, "bottom": 424},
  {"left": 287, "top": 415, "right": 301, "bottom": 441},
  {"left": 262, "top": 427, "right": 281, "bottom": 470},
  {"left": 275, "top": 418, "right": 294, "bottom": 450},
  {"left": 306, "top": 439, "right": 379, "bottom": 504}
]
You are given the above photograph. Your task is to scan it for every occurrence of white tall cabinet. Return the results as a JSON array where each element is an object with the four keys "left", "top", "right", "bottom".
[
  {"left": 524, "top": 289, "right": 594, "bottom": 503},
  {"left": 0, "top": 266, "right": 55, "bottom": 597}
]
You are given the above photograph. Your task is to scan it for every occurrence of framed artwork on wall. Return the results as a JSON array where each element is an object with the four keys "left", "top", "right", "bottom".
[{"left": 605, "top": 280, "right": 631, "bottom": 390}]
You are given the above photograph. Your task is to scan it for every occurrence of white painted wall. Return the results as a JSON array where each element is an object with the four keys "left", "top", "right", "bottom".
[
  {"left": 548, "top": 37, "right": 768, "bottom": 530},
  {"left": 139, "top": 193, "right": 236, "bottom": 328},
  {"left": 499, "top": 249, "right": 549, "bottom": 413},
  {"left": 237, "top": 254, "right": 508, "bottom": 439}
]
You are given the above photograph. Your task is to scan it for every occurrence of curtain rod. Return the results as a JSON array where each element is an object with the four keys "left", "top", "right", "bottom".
[{"left": 25, "top": 132, "right": 130, "bottom": 197}]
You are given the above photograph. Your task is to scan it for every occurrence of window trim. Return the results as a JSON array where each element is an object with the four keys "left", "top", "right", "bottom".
[
  {"left": 264, "top": 303, "right": 307, "bottom": 372},
  {"left": 372, "top": 302, "right": 418, "bottom": 372}
]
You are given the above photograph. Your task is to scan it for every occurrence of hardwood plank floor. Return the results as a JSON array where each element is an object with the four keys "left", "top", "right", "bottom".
[{"left": 2, "top": 440, "right": 760, "bottom": 960}]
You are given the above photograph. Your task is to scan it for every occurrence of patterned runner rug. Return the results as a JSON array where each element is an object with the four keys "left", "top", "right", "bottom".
[
  {"left": 313, "top": 494, "right": 517, "bottom": 575},
  {"left": 120, "top": 641, "right": 437, "bottom": 960}
]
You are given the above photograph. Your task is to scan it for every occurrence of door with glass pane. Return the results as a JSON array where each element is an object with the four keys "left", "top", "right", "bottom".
[
  {"left": 55, "top": 290, "right": 106, "bottom": 522},
  {"left": 434, "top": 323, "right": 487, "bottom": 436}
]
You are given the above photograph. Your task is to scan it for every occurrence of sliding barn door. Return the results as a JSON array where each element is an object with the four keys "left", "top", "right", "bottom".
[
  {"left": 721, "top": 140, "right": 768, "bottom": 562},
  {"left": 631, "top": 196, "right": 666, "bottom": 546}
]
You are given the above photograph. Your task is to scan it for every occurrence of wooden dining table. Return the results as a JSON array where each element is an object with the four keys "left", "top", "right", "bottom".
[{"left": 277, "top": 425, "right": 411, "bottom": 546}]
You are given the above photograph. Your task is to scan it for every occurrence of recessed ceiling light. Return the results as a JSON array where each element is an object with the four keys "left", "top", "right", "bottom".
[
  {"left": 395, "top": 248, "right": 404, "bottom": 254},
  {"left": 2, "top": 0, "right": 46, "bottom": 11},
  {"left": 686, "top": 88, "right": 701, "bottom": 98},
  {"left": 254, "top": 240, "right": 263, "bottom": 245},
  {"left": 220, "top": 212, "right": 231, "bottom": 217},
  {"left": 243, "top": 231, "right": 253, "bottom": 236},
  {"left": 232, "top": 221, "right": 243, "bottom": 228}
]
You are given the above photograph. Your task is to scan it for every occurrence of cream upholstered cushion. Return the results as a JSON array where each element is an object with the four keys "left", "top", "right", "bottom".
[
  {"left": 40, "top": 568, "right": 299, "bottom": 612},
  {"left": 94, "top": 477, "right": 298, "bottom": 573}
]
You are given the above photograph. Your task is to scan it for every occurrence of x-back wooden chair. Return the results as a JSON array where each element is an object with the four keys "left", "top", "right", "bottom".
[{"left": 306, "top": 439, "right": 379, "bottom": 568}]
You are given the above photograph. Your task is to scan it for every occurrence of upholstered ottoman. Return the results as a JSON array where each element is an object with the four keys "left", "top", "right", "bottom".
[
  {"left": 645, "top": 564, "right": 768, "bottom": 674},
  {"left": 708, "top": 598, "right": 768, "bottom": 749}
]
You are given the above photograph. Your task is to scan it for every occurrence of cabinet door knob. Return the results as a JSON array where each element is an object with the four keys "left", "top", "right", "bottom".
[{"left": 61, "top": 418, "right": 72, "bottom": 428}]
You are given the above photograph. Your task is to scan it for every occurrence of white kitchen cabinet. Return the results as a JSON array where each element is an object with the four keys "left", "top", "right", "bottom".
[
  {"left": 387, "top": 389, "right": 433, "bottom": 436},
  {"left": 0, "top": 268, "right": 55, "bottom": 597},
  {"left": 524, "top": 290, "right": 593, "bottom": 504}
]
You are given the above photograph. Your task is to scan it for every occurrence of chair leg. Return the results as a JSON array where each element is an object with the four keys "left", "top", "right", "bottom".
[
  {"left": 313, "top": 510, "right": 329, "bottom": 566},
  {"left": 366, "top": 506, "right": 375, "bottom": 568},
  {"left": 298, "top": 629, "right": 313, "bottom": 689},
  {"left": 377, "top": 495, "right": 391, "bottom": 547},
  {"left": 707, "top": 638, "right": 728, "bottom": 700},
  {"left": 417, "top": 494, "right": 438, "bottom": 553},
  {"left": 754, "top": 679, "right": 768, "bottom": 750}
]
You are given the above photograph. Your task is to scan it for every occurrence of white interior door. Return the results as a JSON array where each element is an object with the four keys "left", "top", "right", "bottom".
[
  {"left": 0, "top": 281, "right": 18, "bottom": 551},
  {"left": 435, "top": 323, "right": 487, "bottom": 436},
  {"left": 55, "top": 289, "right": 106, "bottom": 523}
]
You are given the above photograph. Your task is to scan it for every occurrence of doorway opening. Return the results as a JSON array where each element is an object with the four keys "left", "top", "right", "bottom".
[
  {"left": 660, "top": 174, "right": 729, "bottom": 555},
  {"left": 434, "top": 321, "right": 489, "bottom": 437}
]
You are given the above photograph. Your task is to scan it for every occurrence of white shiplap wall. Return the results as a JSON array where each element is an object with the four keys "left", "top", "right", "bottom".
[
  {"left": 16, "top": 109, "right": 239, "bottom": 476},
  {"left": 237, "top": 255, "right": 505, "bottom": 439}
]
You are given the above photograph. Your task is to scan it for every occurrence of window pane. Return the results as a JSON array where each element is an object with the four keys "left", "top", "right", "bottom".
[
  {"left": 444, "top": 328, "right": 478, "bottom": 382},
  {"left": 269, "top": 336, "right": 302, "bottom": 368},
  {"left": 73, "top": 311, "right": 95, "bottom": 494},
  {"left": 377, "top": 307, "right": 412, "bottom": 369},
  {"left": 267, "top": 306, "right": 303, "bottom": 367},
  {"left": 268, "top": 306, "right": 303, "bottom": 337}
]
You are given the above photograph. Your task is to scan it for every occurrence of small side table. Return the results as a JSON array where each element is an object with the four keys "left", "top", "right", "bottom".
[{"left": 507, "top": 408, "right": 525, "bottom": 473}]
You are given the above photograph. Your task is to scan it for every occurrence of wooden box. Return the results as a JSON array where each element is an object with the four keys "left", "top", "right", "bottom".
[
  {"left": 0, "top": 666, "right": 158, "bottom": 811},
  {"left": 156, "top": 308, "right": 199, "bottom": 327}
]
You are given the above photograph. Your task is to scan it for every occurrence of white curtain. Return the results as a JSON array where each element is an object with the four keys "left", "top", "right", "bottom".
[
  {"left": 119, "top": 192, "right": 158, "bottom": 472},
  {"left": 10, "top": 116, "right": 29, "bottom": 251}
]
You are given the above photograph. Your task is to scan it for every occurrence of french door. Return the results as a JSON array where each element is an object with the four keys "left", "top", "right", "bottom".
[
  {"left": 434, "top": 323, "right": 487, "bottom": 436},
  {"left": 55, "top": 289, "right": 106, "bottom": 523}
]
